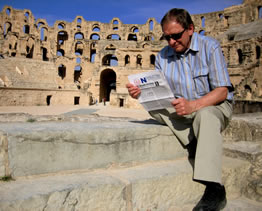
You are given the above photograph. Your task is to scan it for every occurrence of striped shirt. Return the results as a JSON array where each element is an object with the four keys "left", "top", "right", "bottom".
[{"left": 155, "top": 32, "right": 233, "bottom": 101}]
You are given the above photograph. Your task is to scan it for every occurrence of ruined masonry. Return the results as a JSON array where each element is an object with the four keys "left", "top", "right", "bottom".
[
  {"left": 0, "top": 111, "right": 262, "bottom": 210},
  {"left": 0, "top": 0, "right": 262, "bottom": 113},
  {"left": 1, "top": 0, "right": 262, "bottom": 210}
]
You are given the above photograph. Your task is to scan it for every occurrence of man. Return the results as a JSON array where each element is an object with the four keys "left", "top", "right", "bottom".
[{"left": 126, "top": 8, "right": 234, "bottom": 211}]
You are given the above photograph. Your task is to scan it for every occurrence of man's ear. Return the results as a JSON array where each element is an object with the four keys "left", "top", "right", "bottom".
[{"left": 188, "top": 24, "right": 194, "bottom": 35}]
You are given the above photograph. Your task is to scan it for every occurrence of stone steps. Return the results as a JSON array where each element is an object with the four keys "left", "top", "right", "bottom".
[
  {"left": 0, "top": 113, "right": 262, "bottom": 209},
  {"left": 0, "top": 119, "right": 187, "bottom": 178},
  {"left": 1, "top": 157, "right": 261, "bottom": 211}
]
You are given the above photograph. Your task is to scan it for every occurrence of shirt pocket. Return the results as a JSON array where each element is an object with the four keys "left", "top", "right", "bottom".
[{"left": 193, "top": 69, "right": 210, "bottom": 96}]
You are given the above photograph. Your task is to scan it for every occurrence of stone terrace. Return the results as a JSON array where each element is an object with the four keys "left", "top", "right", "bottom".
[{"left": 0, "top": 106, "right": 262, "bottom": 210}]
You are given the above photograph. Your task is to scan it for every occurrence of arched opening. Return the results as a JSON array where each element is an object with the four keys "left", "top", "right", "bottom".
[
  {"left": 57, "top": 31, "right": 68, "bottom": 45},
  {"left": 199, "top": 30, "right": 205, "bottom": 35},
  {"left": 40, "top": 27, "right": 47, "bottom": 41},
  {"left": 74, "top": 32, "right": 84, "bottom": 40},
  {"left": 4, "top": 22, "right": 12, "bottom": 37},
  {"left": 258, "top": 6, "right": 262, "bottom": 19},
  {"left": 42, "top": 47, "right": 48, "bottom": 61},
  {"left": 256, "top": 45, "right": 261, "bottom": 59},
  {"left": 100, "top": 69, "right": 116, "bottom": 102},
  {"left": 90, "top": 33, "right": 100, "bottom": 40},
  {"left": 58, "top": 64, "right": 66, "bottom": 79},
  {"left": 150, "top": 54, "right": 155, "bottom": 66},
  {"left": 136, "top": 54, "right": 142, "bottom": 67},
  {"left": 107, "top": 34, "right": 121, "bottom": 40},
  {"left": 46, "top": 95, "right": 52, "bottom": 106},
  {"left": 23, "top": 25, "right": 30, "bottom": 34},
  {"left": 92, "top": 26, "right": 100, "bottom": 32},
  {"left": 77, "top": 18, "right": 82, "bottom": 24},
  {"left": 24, "top": 12, "right": 29, "bottom": 20},
  {"left": 237, "top": 49, "right": 243, "bottom": 64},
  {"left": 26, "top": 44, "right": 34, "bottom": 58},
  {"left": 5, "top": 8, "right": 11, "bottom": 16},
  {"left": 125, "top": 55, "right": 130, "bottom": 66},
  {"left": 58, "top": 23, "right": 65, "bottom": 29},
  {"left": 201, "top": 16, "right": 205, "bottom": 28},
  {"left": 149, "top": 20, "right": 154, "bottom": 31},
  {"left": 128, "top": 33, "right": 137, "bottom": 41},
  {"left": 57, "top": 49, "right": 64, "bottom": 56},
  {"left": 74, "top": 65, "right": 82, "bottom": 83},
  {"left": 74, "top": 96, "right": 80, "bottom": 105},
  {"left": 75, "top": 41, "right": 83, "bottom": 55},
  {"left": 102, "top": 54, "right": 118, "bottom": 66}
]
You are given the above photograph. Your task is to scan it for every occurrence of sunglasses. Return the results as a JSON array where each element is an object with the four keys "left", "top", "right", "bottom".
[{"left": 163, "top": 29, "right": 186, "bottom": 41}]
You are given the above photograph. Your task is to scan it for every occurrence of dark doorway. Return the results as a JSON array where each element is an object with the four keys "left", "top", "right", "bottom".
[
  {"left": 74, "top": 96, "right": 80, "bottom": 105},
  {"left": 100, "top": 69, "right": 116, "bottom": 102},
  {"left": 46, "top": 95, "right": 52, "bottom": 106},
  {"left": 119, "top": 98, "right": 124, "bottom": 107}
]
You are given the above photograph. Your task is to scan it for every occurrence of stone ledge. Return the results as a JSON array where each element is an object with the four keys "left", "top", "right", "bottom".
[
  {"left": 0, "top": 157, "right": 258, "bottom": 211},
  {"left": 0, "top": 120, "right": 187, "bottom": 178}
]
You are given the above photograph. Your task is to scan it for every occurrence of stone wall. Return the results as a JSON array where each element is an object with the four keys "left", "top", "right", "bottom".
[{"left": 0, "top": 0, "right": 262, "bottom": 109}]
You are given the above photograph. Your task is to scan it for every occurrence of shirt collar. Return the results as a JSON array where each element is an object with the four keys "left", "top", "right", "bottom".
[{"left": 167, "top": 32, "right": 199, "bottom": 57}]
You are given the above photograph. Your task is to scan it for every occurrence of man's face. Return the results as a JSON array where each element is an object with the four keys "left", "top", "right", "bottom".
[{"left": 162, "top": 21, "right": 194, "bottom": 53}]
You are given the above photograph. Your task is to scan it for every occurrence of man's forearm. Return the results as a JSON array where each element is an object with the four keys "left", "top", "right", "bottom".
[{"left": 194, "top": 87, "right": 228, "bottom": 112}]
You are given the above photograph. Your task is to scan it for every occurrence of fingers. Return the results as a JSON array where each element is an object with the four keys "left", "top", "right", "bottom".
[
  {"left": 126, "top": 83, "right": 141, "bottom": 99},
  {"left": 171, "top": 98, "right": 190, "bottom": 115}
]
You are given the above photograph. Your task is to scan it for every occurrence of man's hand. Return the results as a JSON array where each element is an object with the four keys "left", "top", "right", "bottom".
[
  {"left": 171, "top": 98, "right": 196, "bottom": 115},
  {"left": 126, "top": 83, "right": 141, "bottom": 99}
]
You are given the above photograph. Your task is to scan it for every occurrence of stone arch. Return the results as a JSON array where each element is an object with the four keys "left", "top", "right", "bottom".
[
  {"left": 128, "top": 33, "right": 137, "bottom": 41},
  {"left": 75, "top": 41, "right": 83, "bottom": 55},
  {"left": 90, "top": 33, "right": 100, "bottom": 40},
  {"left": 102, "top": 54, "right": 118, "bottom": 66},
  {"left": 41, "top": 47, "right": 48, "bottom": 61},
  {"left": 74, "top": 65, "right": 82, "bottom": 84},
  {"left": 199, "top": 30, "right": 205, "bottom": 35},
  {"left": 57, "top": 31, "right": 68, "bottom": 45},
  {"left": 149, "top": 19, "right": 154, "bottom": 31},
  {"left": 107, "top": 34, "right": 121, "bottom": 40},
  {"left": 58, "top": 64, "right": 66, "bottom": 80},
  {"left": 57, "top": 49, "right": 64, "bottom": 57},
  {"left": 74, "top": 32, "right": 84, "bottom": 40},
  {"left": 99, "top": 68, "right": 116, "bottom": 102},
  {"left": 131, "top": 26, "right": 139, "bottom": 33},
  {"left": 26, "top": 38, "right": 34, "bottom": 58},
  {"left": 113, "top": 19, "right": 119, "bottom": 25},
  {"left": 111, "top": 18, "right": 121, "bottom": 26},
  {"left": 57, "top": 22, "right": 65, "bottom": 30},
  {"left": 23, "top": 25, "right": 30, "bottom": 34},
  {"left": 40, "top": 27, "right": 48, "bottom": 41},
  {"left": 258, "top": 6, "right": 262, "bottom": 19},
  {"left": 24, "top": 11, "right": 30, "bottom": 20},
  {"left": 77, "top": 17, "right": 82, "bottom": 24},
  {"left": 4, "top": 22, "right": 12, "bottom": 37},
  {"left": 237, "top": 49, "right": 243, "bottom": 64},
  {"left": 150, "top": 54, "right": 155, "bottom": 66},
  {"left": 201, "top": 16, "right": 205, "bottom": 28},
  {"left": 5, "top": 7, "right": 11, "bottom": 16},
  {"left": 125, "top": 55, "right": 130, "bottom": 66},
  {"left": 256, "top": 45, "right": 261, "bottom": 59},
  {"left": 92, "top": 25, "right": 100, "bottom": 32},
  {"left": 105, "top": 44, "right": 116, "bottom": 50},
  {"left": 37, "top": 21, "right": 46, "bottom": 29},
  {"left": 136, "top": 54, "right": 142, "bottom": 67}
]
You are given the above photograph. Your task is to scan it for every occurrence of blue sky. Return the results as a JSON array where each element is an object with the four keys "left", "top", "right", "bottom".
[{"left": 0, "top": 0, "right": 243, "bottom": 26}]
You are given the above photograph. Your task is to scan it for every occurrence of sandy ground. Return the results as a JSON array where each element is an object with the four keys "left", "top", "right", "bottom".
[{"left": 0, "top": 103, "right": 152, "bottom": 120}]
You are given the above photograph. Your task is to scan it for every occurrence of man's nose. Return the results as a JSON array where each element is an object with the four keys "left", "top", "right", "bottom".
[{"left": 168, "top": 38, "right": 177, "bottom": 44}]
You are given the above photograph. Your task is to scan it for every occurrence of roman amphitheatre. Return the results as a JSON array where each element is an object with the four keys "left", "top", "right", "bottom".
[
  {"left": 0, "top": 0, "right": 261, "bottom": 113},
  {"left": 0, "top": 1, "right": 262, "bottom": 210}
]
